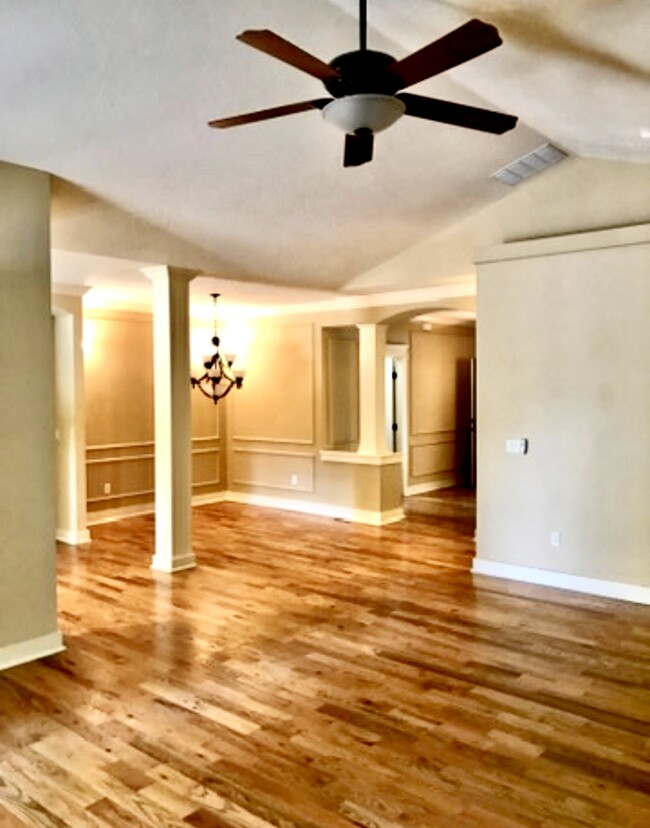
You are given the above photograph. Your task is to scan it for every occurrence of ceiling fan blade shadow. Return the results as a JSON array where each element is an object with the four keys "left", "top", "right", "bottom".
[
  {"left": 344, "top": 129, "right": 374, "bottom": 167},
  {"left": 383, "top": 19, "right": 502, "bottom": 90},
  {"left": 399, "top": 92, "right": 517, "bottom": 134},
  {"left": 237, "top": 30, "right": 340, "bottom": 81},
  {"left": 209, "top": 99, "right": 331, "bottom": 129}
]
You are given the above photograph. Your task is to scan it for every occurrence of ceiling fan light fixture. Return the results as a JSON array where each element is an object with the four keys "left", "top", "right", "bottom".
[{"left": 322, "top": 94, "right": 405, "bottom": 135}]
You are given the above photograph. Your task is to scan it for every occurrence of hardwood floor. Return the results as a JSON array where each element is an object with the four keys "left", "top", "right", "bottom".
[
  {"left": 1, "top": 503, "right": 649, "bottom": 827},
  {"left": 403, "top": 487, "right": 476, "bottom": 520}
]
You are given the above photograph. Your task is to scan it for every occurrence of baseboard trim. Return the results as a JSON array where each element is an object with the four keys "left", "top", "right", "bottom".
[
  {"left": 87, "top": 501, "right": 155, "bottom": 525},
  {"left": 191, "top": 491, "right": 228, "bottom": 507},
  {"left": 0, "top": 631, "right": 65, "bottom": 672},
  {"left": 56, "top": 528, "right": 92, "bottom": 545},
  {"left": 88, "top": 491, "right": 227, "bottom": 526},
  {"left": 472, "top": 559, "right": 650, "bottom": 605},
  {"left": 87, "top": 490, "right": 403, "bottom": 527},
  {"left": 404, "top": 476, "right": 459, "bottom": 497},
  {"left": 150, "top": 554, "right": 197, "bottom": 574},
  {"left": 227, "top": 491, "right": 405, "bottom": 526}
]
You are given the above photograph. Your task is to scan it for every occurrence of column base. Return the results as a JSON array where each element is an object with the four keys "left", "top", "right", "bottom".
[
  {"left": 150, "top": 553, "right": 197, "bottom": 573},
  {"left": 0, "top": 631, "right": 65, "bottom": 672},
  {"left": 56, "top": 528, "right": 92, "bottom": 545}
]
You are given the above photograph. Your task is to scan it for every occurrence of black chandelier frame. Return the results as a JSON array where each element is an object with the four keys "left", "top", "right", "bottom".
[{"left": 190, "top": 293, "right": 244, "bottom": 404}]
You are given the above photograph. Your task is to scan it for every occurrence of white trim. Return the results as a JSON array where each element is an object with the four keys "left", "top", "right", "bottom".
[
  {"left": 88, "top": 445, "right": 219, "bottom": 466},
  {"left": 87, "top": 488, "right": 154, "bottom": 504},
  {"left": 472, "top": 559, "right": 650, "bottom": 606},
  {"left": 87, "top": 490, "right": 404, "bottom": 527},
  {"left": 87, "top": 453, "right": 154, "bottom": 465},
  {"left": 227, "top": 491, "right": 404, "bottom": 526},
  {"left": 404, "top": 476, "right": 458, "bottom": 497},
  {"left": 256, "top": 280, "right": 476, "bottom": 318},
  {"left": 320, "top": 450, "right": 402, "bottom": 466},
  {"left": 477, "top": 223, "right": 650, "bottom": 265},
  {"left": 56, "top": 528, "right": 92, "bottom": 545},
  {"left": 51, "top": 284, "right": 90, "bottom": 299},
  {"left": 87, "top": 501, "right": 155, "bottom": 525},
  {"left": 232, "top": 436, "right": 314, "bottom": 446},
  {"left": 233, "top": 447, "right": 315, "bottom": 459},
  {"left": 404, "top": 481, "right": 439, "bottom": 497},
  {"left": 191, "top": 491, "right": 228, "bottom": 507},
  {"left": 0, "top": 631, "right": 65, "bottom": 672},
  {"left": 150, "top": 554, "right": 196, "bottom": 574},
  {"left": 385, "top": 345, "right": 410, "bottom": 494},
  {"left": 87, "top": 439, "right": 154, "bottom": 451},
  {"left": 88, "top": 490, "right": 227, "bottom": 524}
]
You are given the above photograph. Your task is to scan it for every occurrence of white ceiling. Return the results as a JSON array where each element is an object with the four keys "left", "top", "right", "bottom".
[{"left": 2, "top": 0, "right": 648, "bottom": 300}]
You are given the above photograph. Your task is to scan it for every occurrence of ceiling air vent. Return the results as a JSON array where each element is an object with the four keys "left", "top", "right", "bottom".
[{"left": 492, "top": 143, "right": 568, "bottom": 186}]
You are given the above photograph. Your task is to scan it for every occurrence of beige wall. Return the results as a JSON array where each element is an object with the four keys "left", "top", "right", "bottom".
[
  {"left": 226, "top": 316, "right": 402, "bottom": 517},
  {"left": 408, "top": 326, "right": 475, "bottom": 489},
  {"left": 476, "top": 225, "right": 650, "bottom": 588},
  {"left": 0, "top": 162, "right": 61, "bottom": 659},
  {"left": 84, "top": 310, "right": 223, "bottom": 517},
  {"left": 81, "top": 308, "right": 405, "bottom": 520},
  {"left": 346, "top": 158, "right": 650, "bottom": 293},
  {"left": 82, "top": 301, "right": 480, "bottom": 519}
]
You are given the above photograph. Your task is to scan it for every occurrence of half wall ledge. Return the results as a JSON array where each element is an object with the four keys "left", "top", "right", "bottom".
[{"left": 320, "top": 450, "right": 402, "bottom": 466}]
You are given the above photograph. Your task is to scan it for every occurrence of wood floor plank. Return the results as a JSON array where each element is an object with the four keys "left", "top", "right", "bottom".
[{"left": 1, "top": 500, "right": 649, "bottom": 827}]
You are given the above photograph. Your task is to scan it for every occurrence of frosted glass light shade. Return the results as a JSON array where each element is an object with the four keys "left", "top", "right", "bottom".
[{"left": 322, "top": 94, "right": 405, "bottom": 134}]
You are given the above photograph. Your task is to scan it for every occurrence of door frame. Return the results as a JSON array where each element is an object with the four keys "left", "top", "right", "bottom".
[{"left": 385, "top": 343, "right": 409, "bottom": 494}]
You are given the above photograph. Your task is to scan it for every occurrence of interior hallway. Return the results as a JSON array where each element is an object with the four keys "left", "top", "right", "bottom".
[{"left": 0, "top": 504, "right": 648, "bottom": 827}]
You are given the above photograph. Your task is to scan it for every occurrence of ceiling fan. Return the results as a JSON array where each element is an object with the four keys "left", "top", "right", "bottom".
[{"left": 208, "top": 0, "right": 518, "bottom": 167}]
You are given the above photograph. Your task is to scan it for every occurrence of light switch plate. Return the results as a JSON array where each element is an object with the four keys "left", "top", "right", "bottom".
[{"left": 506, "top": 438, "right": 529, "bottom": 454}]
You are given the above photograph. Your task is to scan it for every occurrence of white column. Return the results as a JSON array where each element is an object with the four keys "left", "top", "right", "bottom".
[
  {"left": 52, "top": 289, "right": 91, "bottom": 545},
  {"left": 143, "top": 266, "right": 197, "bottom": 573},
  {"left": 357, "top": 323, "right": 389, "bottom": 456}
]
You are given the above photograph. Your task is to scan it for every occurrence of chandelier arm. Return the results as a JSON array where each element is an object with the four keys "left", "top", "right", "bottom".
[{"left": 193, "top": 381, "right": 216, "bottom": 400}]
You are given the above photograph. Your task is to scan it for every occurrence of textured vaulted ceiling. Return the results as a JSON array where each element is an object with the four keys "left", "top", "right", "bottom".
[{"left": 1, "top": 0, "right": 648, "bottom": 294}]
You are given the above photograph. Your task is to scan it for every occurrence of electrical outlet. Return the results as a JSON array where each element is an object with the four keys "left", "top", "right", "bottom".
[
  {"left": 550, "top": 530, "right": 562, "bottom": 548},
  {"left": 290, "top": 474, "right": 298, "bottom": 486},
  {"left": 103, "top": 482, "right": 112, "bottom": 495}
]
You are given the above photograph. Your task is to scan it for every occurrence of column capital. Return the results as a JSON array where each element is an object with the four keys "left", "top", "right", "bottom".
[{"left": 141, "top": 265, "right": 199, "bottom": 283}]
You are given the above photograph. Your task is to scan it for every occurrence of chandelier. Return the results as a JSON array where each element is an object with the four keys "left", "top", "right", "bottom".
[{"left": 190, "top": 293, "right": 244, "bottom": 404}]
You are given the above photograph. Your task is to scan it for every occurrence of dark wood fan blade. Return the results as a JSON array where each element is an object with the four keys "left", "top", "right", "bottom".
[
  {"left": 383, "top": 19, "right": 502, "bottom": 90},
  {"left": 208, "top": 99, "right": 331, "bottom": 129},
  {"left": 237, "top": 30, "right": 340, "bottom": 81},
  {"left": 344, "top": 129, "right": 374, "bottom": 167},
  {"left": 399, "top": 92, "right": 517, "bottom": 134}
]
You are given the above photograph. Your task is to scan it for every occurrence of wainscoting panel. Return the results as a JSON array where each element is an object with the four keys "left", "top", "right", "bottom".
[
  {"left": 410, "top": 431, "right": 458, "bottom": 479},
  {"left": 87, "top": 437, "right": 222, "bottom": 507},
  {"left": 231, "top": 448, "right": 315, "bottom": 493},
  {"left": 192, "top": 447, "right": 220, "bottom": 487}
]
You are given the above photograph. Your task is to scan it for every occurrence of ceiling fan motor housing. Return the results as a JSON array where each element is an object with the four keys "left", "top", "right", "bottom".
[{"left": 324, "top": 51, "right": 400, "bottom": 97}]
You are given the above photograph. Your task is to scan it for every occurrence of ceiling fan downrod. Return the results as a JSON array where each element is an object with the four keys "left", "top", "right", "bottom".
[{"left": 360, "top": 0, "right": 367, "bottom": 51}]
